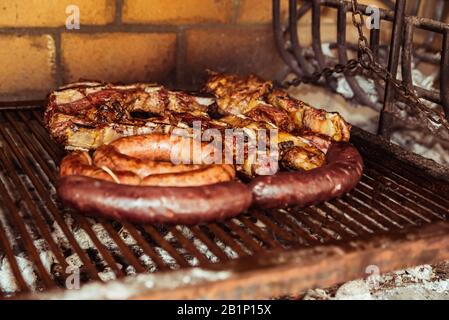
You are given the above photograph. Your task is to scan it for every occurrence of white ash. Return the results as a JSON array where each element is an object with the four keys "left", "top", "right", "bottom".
[
  {"left": 391, "top": 130, "right": 449, "bottom": 165},
  {"left": 97, "top": 267, "right": 117, "bottom": 282},
  {"left": 34, "top": 239, "right": 56, "bottom": 274},
  {"left": 214, "top": 238, "right": 239, "bottom": 259},
  {"left": 303, "top": 264, "right": 449, "bottom": 300},
  {"left": 0, "top": 255, "right": 37, "bottom": 293},
  {"left": 231, "top": 218, "right": 266, "bottom": 246},
  {"left": 177, "top": 226, "right": 219, "bottom": 263},
  {"left": 154, "top": 246, "right": 180, "bottom": 269},
  {"left": 138, "top": 254, "right": 157, "bottom": 273},
  {"left": 336, "top": 76, "right": 380, "bottom": 107},
  {"left": 30, "top": 268, "right": 232, "bottom": 300},
  {"left": 0, "top": 205, "right": 19, "bottom": 252}
]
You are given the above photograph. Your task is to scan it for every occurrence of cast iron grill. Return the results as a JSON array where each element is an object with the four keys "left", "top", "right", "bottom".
[
  {"left": 0, "top": 105, "right": 448, "bottom": 299},
  {"left": 274, "top": 0, "right": 449, "bottom": 139}
]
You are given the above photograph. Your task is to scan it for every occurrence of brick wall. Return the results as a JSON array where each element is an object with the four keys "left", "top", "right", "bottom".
[{"left": 0, "top": 0, "right": 392, "bottom": 100}]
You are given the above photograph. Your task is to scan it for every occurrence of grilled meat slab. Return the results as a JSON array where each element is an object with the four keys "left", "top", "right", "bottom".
[{"left": 45, "top": 73, "right": 352, "bottom": 176}]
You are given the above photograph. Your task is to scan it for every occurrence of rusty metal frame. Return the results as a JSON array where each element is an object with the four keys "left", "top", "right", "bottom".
[
  {"left": 273, "top": 0, "right": 449, "bottom": 139},
  {"left": 21, "top": 221, "right": 449, "bottom": 299}
]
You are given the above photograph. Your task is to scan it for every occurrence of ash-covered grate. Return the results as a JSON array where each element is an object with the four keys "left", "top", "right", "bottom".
[{"left": 0, "top": 106, "right": 448, "bottom": 299}]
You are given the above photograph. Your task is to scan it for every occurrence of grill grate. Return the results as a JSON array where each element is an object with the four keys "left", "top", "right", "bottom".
[{"left": 0, "top": 106, "right": 448, "bottom": 299}]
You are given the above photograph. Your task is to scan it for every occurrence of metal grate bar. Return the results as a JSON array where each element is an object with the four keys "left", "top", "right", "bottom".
[
  {"left": 250, "top": 210, "right": 302, "bottom": 245},
  {"left": 0, "top": 147, "right": 55, "bottom": 289},
  {"left": 141, "top": 225, "right": 191, "bottom": 268},
  {"left": 441, "top": 29, "right": 449, "bottom": 118},
  {"left": 99, "top": 221, "right": 147, "bottom": 273},
  {"left": 1, "top": 108, "right": 449, "bottom": 299},
  {"left": 365, "top": 157, "right": 449, "bottom": 210},
  {"left": 356, "top": 180, "right": 427, "bottom": 225},
  {"left": 271, "top": 210, "right": 321, "bottom": 245},
  {"left": 341, "top": 193, "right": 399, "bottom": 230},
  {"left": 365, "top": 160, "right": 448, "bottom": 218},
  {"left": 73, "top": 216, "right": 125, "bottom": 278},
  {"left": 0, "top": 117, "right": 101, "bottom": 281},
  {"left": 0, "top": 215, "right": 29, "bottom": 293},
  {"left": 315, "top": 202, "right": 365, "bottom": 236},
  {"left": 221, "top": 220, "right": 264, "bottom": 253},
  {"left": 361, "top": 171, "right": 444, "bottom": 223},
  {"left": 121, "top": 222, "right": 170, "bottom": 271},
  {"left": 28, "top": 111, "right": 64, "bottom": 161},
  {"left": 0, "top": 117, "right": 69, "bottom": 269},
  {"left": 401, "top": 20, "right": 415, "bottom": 91},
  {"left": 189, "top": 226, "right": 230, "bottom": 262},
  {"left": 238, "top": 216, "right": 284, "bottom": 250},
  {"left": 6, "top": 112, "right": 128, "bottom": 279},
  {"left": 288, "top": 208, "right": 334, "bottom": 242},
  {"left": 351, "top": 183, "right": 412, "bottom": 226},
  {"left": 303, "top": 206, "right": 354, "bottom": 240},
  {"left": 331, "top": 198, "right": 384, "bottom": 232},
  {"left": 206, "top": 223, "right": 250, "bottom": 258},
  {"left": 166, "top": 226, "right": 212, "bottom": 266}
]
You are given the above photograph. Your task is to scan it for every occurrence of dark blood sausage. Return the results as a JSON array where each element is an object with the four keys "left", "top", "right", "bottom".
[
  {"left": 249, "top": 142, "right": 363, "bottom": 208},
  {"left": 57, "top": 176, "right": 253, "bottom": 225}
]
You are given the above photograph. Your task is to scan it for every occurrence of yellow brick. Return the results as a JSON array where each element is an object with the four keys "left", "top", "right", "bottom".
[
  {"left": 237, "top": 0, "right": 287, "bottom": 23},
  {"left": 0, "top": 35, "right": 56, "bottom": 97},
  {"left": 61, "top": 33, "right": 177, "bottom": 84},
  {"left": 122, "top": 0, "right": 233, "bottom": 24},
  {"left": 184, "top": 27, "right": 284, "bottom": 86},
  {"left": 0, "top": 0, "right": 115, "bottom": 27}
]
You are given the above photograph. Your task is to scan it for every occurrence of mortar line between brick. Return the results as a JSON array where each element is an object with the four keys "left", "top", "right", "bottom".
[
  {"left": 230, "top": 0, "right": 241, "bottom": 24},
  {"left": 0, "top": 22, "right": 289, "bottom": 34},
  {"left": 114, "top": 0, "right": 123, "bottom": 25},
  {"left": 52, "top": 31, "right": 63, "bottom": 87},
  {"left": 175, "top": 27, "right": 186, "bottom": 87}
]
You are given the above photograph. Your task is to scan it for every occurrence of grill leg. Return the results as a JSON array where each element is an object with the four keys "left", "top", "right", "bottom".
[{"left": 378, "top": 0, "right": 407, "bottom": 139}]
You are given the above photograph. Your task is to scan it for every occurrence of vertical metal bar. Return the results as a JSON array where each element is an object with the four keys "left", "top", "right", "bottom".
[
  {"left": 401, "top": 20, "right": 414, "bottom": 91},
  {"left": 441, "top": 29, "right": 449, "bottom": 120},
  {"left": 289, "top": 0, "right": 314, "bottom": 76},
  {"left": 272, "top": 0, "right": 304, "bottom": 76},
  {"left": 370, "top": 27, "right": 385, "bottom": 102},
  {"left": 369, "top": 28, "right": 380, "bottom": 58},
  {"left": 378, "top": 0, "right": 407, "bottom": 138},
  {"left": 311, "top": 0, "right": 336, "bottom": 89},
  {"left": 311, "top": 0, "right": 325, "bottom": 68}
]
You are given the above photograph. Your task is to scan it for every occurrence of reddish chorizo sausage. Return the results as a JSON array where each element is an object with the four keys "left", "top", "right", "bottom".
[{"left": 249, "top": 142, "right": 363, "bottom": 208}]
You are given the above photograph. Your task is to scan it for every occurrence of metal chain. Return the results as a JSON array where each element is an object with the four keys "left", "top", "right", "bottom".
[{"left": 283, "top": 0, "right": 449, "bottom": 133}]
